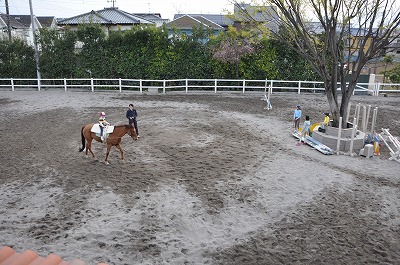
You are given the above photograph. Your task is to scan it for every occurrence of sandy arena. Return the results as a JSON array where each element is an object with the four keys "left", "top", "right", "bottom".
[{"left": 0, "top": 91, "right": 399, "bottom": 265}]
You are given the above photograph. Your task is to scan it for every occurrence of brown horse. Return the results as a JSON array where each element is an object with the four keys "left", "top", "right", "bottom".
[{"left": 79, "top": 123, "right": 137, "bottom": 164}]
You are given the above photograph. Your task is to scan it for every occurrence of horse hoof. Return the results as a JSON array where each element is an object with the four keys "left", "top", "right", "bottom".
[
  {"left": 121, "top": 160, "right": 125, "bottom": 163},
  {"left": 104, "top": 161, "right": 109, "bottom": 165}
]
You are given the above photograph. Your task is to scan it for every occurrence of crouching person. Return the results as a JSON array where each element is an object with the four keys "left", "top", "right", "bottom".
[{"left": 319, "top": 112, "right": 330, "bottom": 133}]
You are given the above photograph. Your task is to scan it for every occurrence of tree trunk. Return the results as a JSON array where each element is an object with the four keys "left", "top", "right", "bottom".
[
  {"left": 235, "top": 62, "right": 239, "bottom": 79},
  {"left": 340, "top": 94, "right": 350, "bottom": 128},
  {"left": 325, "top": 79, "right": 340, "bottom": 127}
]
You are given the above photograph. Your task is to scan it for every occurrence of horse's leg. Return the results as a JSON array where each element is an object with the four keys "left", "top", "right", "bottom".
[
  {"left": 104, "top": 144, "right": 112, "bottom": 165},
  {"left": 87, "top": 140, "right": 96, "bottom": 160},
  {"left": 85, "top": 141, "right": 89, "bottom": 157},
  {"left": 116, "top": 143, "right": 125, "bottom": 162}
]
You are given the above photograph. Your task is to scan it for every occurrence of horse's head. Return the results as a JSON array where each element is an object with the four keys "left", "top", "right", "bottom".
[{"left": 128, "top": 124, "right": 138, "bottom": 141}]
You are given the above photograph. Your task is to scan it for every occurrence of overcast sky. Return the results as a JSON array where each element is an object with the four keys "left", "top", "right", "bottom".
[{"left": 1, "top": 0, "right": 234, "bottom": 21}]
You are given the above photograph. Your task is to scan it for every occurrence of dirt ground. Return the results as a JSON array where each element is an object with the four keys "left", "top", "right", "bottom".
[{"left": 0, "top": 91, "right": 399, "bottom": 265}]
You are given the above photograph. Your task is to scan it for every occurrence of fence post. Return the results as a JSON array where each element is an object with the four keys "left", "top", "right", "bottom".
[
  {"left": 90, "top": 78, "right": 94, "bottom": 92},
  {"left": 214, "top": 79, "right": 217, "bottom": 93},
  {"left": 242, "top": 79, "right": 246, "bottom": 93},
  {"left": 163, "top": 79, "right": 166, "bottom": 94},
  {"left": 298, "top": 81, "right": 301, "bottom": 94},
  {"left": 11, "top": 78, "right": 14, "bottom": 91},
  {"left": 185, "top": 79, "right": 188, "bottom": 93},
  {"left": 37, "top": 78, "right": 41, "bottom": 91},
  {"left": 64, "top": 78, "right": 67, "bottom": 92},
  {"left": 376, "top": 83, "right": 380, "bottom": 97},
  {"left": 140, "top": 79, "right": 142, "bottom": 93},
  {"left": 119, "top": 78, "right": 122, "bottom": 93}
]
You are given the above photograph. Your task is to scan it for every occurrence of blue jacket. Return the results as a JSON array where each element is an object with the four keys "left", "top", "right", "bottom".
[
  {"left": 294, "top": 109, "right": 302, "bottom": 119},
  {"left": 126, "top": 109, "right": 137, "bottom": 120}
]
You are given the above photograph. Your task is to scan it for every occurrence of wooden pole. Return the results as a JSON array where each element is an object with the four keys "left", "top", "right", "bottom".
[
  {"left": 366, "top": 105, "right": 371, "bottom": 134},
  {"left": 370, "top": 107, "right": 378, "bottom": 137},
  {"left": 349, "top": 117, "right": 357, "bottom": 157},
  {"left": 362, "top": 105, "right": 367, "bottom": 132},
  {"left": 355, "top": 103, "right": 361, "bottom": 130},
  {"left": 346, "top": 103, "right": 352, "bottom": 123},
  {"left": 336, "top": 117, "right": 342, "bottom": 155}
]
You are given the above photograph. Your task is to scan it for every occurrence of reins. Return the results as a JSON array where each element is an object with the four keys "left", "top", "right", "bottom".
[{"left": 106, "top": 125, "right": 135, "bottom": 140}]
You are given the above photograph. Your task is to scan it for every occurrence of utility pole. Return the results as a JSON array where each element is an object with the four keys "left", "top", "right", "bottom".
[
  {"left": 29, "top": 0, "right": 41, "bottom": 90},
  {"left": 5, "top": 0, "right": 12, "bottom": 41}
]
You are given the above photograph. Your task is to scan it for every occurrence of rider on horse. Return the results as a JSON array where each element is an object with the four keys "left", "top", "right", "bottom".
[{"left": 99, "top": 112, "right": 110, "bottom": 142}]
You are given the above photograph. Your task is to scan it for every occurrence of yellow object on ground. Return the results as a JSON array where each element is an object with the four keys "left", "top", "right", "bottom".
[
  {"left": 310, "top": 123, "right": 320, "bottom": 132},
  {"left": 299, "top": 123, "right": 320, "bottom": 133}
]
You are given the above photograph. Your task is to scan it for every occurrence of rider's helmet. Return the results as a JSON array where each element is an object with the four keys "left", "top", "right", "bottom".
[{"left": 100, "top": 112, "right": 106, "bottom": 117}]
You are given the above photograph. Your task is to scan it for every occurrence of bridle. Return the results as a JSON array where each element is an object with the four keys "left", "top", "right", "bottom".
[{"left": 128, "top": 124, "right": 136, "bottom": 140}]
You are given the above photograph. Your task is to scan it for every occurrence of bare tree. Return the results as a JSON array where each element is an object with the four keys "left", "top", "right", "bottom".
[{"left": 232, "top": 0, "right": 400, "bottom": 126}]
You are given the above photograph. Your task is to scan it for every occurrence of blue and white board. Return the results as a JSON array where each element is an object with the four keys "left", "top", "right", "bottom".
[{"left": 292, "top": 131, "right": 334, "bottom": 155}]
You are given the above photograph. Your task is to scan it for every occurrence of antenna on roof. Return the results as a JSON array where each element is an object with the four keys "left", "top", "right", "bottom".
[
  {"left": 107, "top": 0, "right": 116, "bottom": 8},
  {"left": 173, "top": 3, "right": 182, "bottom": 14}
]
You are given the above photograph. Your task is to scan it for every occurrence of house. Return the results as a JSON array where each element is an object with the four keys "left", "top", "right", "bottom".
[
  {"left": 57, "top": 7, "right": 154, "bottom": 35},
  {"left": 385, "top": 34, "right": 400, "bottom": 62},
  {"left": 37, "top": 16, "right": 58, "bottom": 28},
  {"left": 343, "top": 27, "right": 378, "bottom": 63},
  {"left": 132, "top": 13, "right": 169, "bottom": 27},
  {"left": 0, "top": 13, "right": 48, "bottom": 45},
  {"left": 173, "top": 4, "right": 279, "bottom": 33},
  {"left": 10, "top": 15, "right": 57, "bottom": 31},
  {"left": 174, "top": 14, "right": 233, "bottom": 30},
  {"left": 165, "top": 15, "right": 224, "bottom": 40},
  {"left": 1, "top": 13, "right": 28, "bottom": 42},
  {"left": 232, "top": 3, "right": 280, "bottom": 33}
]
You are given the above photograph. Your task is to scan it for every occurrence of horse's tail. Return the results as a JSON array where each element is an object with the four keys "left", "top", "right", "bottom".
[{"left": 78, "top": 126, "right": 85, "bottom": 152}]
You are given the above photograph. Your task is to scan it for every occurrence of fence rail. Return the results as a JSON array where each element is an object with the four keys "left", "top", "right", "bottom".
[{"left": 0, "top": 78, "right": 399, "bottom": 96}]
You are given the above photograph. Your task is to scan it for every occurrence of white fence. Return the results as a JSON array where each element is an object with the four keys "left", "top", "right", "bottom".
[{"left": 0, "top": 78, "right": 399, "bottom": 96}]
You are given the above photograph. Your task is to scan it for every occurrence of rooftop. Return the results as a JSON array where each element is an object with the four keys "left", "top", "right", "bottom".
[{"left": 58, "top": 7, "right": 153, "bottom": 25}]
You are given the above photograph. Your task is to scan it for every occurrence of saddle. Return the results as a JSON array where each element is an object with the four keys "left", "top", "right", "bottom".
[{"left": 91, "top": 124, "right": 115, "bottom": 137}]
